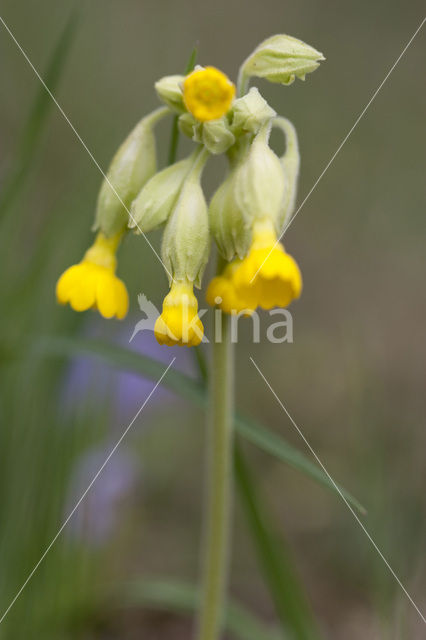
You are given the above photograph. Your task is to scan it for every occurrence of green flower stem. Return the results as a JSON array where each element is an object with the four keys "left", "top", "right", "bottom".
[
  {"left": 196, "top": 313, "right": 234, "bottom": 640},
  {"left": 144, "top": 105, "right": 170, "bottom": 128}
]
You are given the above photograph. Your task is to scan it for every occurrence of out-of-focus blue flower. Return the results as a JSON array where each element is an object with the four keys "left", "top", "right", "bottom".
[
  {"left": 60, "top": 316, "right": 198, "bottom": 422},
  {"left": 65, "top": 446, "right": 139, "bottom": 546}
]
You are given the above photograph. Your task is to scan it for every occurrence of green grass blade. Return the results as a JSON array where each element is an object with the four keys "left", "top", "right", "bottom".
[
  {"left": 0, "top": 8, "right": 80, "bottom": 219},
  {"left": 235, "top": 445, "right": 322, "bottom": 639},
  {"left": 29, "top": 335, "right": 365, "bottom": 513},
  {"left": 120, "top": 578, "right": 281, "bottom": 640}
]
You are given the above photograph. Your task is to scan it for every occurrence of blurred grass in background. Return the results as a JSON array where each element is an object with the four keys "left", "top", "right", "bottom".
[{"left": 0, "top": 0, "right": 425, "bottom": 638}]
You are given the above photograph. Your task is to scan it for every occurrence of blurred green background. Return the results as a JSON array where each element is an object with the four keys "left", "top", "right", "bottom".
[{"left": 1, "top": 0, "right": 425, "bottom": 638}]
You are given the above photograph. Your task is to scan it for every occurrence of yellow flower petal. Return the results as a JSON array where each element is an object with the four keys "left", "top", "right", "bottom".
[
  {"left": 114, "top": 279, "right": 129, "bottom": 320},
  {"left": 67, "top": 264, "right": 97, "bottom": 312},
  {"left": 183, "top": 66, "right": 235, "bottom": 122},
  {"left": 206, "top": 262, "right": 254, "bottom": 315},
  {"left": 155, "top": 281, "right": 204, "bottom": 347},
  {"left": 56, "top": 264, "right": 84, "bottom": 304},
  {"left": 233, "top": 244, "right": 302, "bottom": 310},
  {"left": 96, "top": 270, "right": 120, "bottom": 319},
  {"left": 55, "top": 231, "right": 129, "bottom": 320}
]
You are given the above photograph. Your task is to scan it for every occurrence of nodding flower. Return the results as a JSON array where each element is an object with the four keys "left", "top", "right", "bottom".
[
  {"left": 56, "top": 231, "right": 129, "bottom": 320},
  {"left": 206, "top": 261, "right": 254, "bottom": 315},
  {"left": 232, "top": 219, "right": 302, "bottom": 311},
  {"left": 154, "top": 280, "right": 204, "bottom": 347},
  {"left": 183, "top": 66, "right": 235, "bottom": 122}
]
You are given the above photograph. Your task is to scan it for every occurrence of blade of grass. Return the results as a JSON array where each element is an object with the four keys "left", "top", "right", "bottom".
[
  {"left": 167, "top": 46, "right": 198, "bottom": 166},
  {"left": 0, "top": 8, "right": 80, "bottom": 219},
  {"left": 28, "top": 335, "right": 365, "bottom": 514},
  {"left": 235, "top": 445, "right": 322, "bottom": 639},
  {"left": 120, "top": 578, "right": 281, "bottom": 640}
]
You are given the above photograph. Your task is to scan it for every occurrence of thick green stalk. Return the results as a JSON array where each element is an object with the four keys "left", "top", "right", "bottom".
[{"left": 196, "top": 314, "right": 234, "bottom": 640}]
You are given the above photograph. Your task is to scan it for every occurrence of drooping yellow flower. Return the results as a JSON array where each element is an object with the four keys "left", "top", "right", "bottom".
[
  {"left": 232, "top": 219, "right": 302, "bottom": 310},
  {"left": 206, "top": 261, "right": 254, "bottom": 314},
  {"left": 155, "top": 280, "right": 204, "bottom": 347},
  {"left": 56, "top": 231, "right": 129, "bottom": 319},
  {"left": 183, "top": 66, "right": 235, "bottom": 122}
]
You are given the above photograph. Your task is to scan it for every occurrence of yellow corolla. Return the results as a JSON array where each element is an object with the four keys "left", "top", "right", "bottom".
[
  {"left": 155, "top": 280, "right": 204, "bottom": 347},
  {"left": 206, "top": 261, "right": 254, "bottom": 314},
  {"left": 232, "top": 219, "right": 302, "bottom": 310},
  {"left": 56, "top": 231, "right": 129, "bottom": 319},
  {"left": 183, "top": 66, "right": 235, "bottom": 122}
]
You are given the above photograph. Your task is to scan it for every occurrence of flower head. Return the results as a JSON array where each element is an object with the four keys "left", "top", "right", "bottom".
[
  {"left": 154, "top": 281, "right": 204, "bottom": 347},
  {"left": 183, "top": 66, "right": 235, "bottom": 122},
  {"left": 232, "top": 220, "right": 302, "bottom": 310},
  {"left": 56, "top": 232, "right": 129, "bottom": 319}
]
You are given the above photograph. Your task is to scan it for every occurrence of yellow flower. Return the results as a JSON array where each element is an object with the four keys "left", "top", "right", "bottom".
[
  {"left": 155, "top": 280, "right": 204, "bottom": 347},
  {"left": 56, "top": 231, "right": 129, "bottom": 319},
  {"left": 183, "top": 66, "right": 235, "bottom": 122},
  {"left": 206, "top": 261, "right": 254, "bottom": 314},
  {"left": 232, "top": 219, "right": 302, "bottom": 310}
]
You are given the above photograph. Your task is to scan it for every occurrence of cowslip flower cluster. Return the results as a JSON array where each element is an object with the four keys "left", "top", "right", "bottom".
[{"left": 56, "top": 35, "right": 324, "bottom": 345}]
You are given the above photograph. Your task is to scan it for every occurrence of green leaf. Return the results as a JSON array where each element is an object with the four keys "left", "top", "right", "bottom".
[
  {"left": 29, "top": 335, "right": 365, "bottom": 514},
  {"left": 0, "top": 8, "right": 80, "bottom": 220},
  {"left": 119, "top": 578, "right": 281, "bottom": 640},
  {"left": 235, "top": 446, "right": 322, "bottom": 639}
]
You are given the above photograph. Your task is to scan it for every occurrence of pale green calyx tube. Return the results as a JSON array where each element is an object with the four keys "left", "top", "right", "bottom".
[
  {"left": 93, "top": 107, "right": 169, "bottom": 237},
  {"left": 129, "top": 153, "right": 196, "bottom": 233},
  {"left": 234, "top": 122, "right": 286, "bottom": 232},
  {"left": 161, "top": 147, "right": 210, "bottom": 287},
  {"left": 273, "top": 116, "right": 300, "bottom": 229},
  {"left": 209, "top": 165, "right": 251, "bottom": 262}
]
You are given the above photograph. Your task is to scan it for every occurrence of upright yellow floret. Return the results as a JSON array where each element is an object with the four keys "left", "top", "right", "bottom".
[
  {"left": 183, "top": 66, "right": 235, "bottom": 122},
  {"left": 233, "top": 219, "right": 302, "bottom": 310},
  {"left": 155, "top": 280, "right": 204, "bottom": 346},
  {"left": 56, "top": 231, "right": 129, "bottom": 319}
]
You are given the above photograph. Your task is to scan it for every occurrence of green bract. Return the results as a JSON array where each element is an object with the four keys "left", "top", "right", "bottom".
[{"left": 240, "top": 34, "right": 324, "bottom": 86}]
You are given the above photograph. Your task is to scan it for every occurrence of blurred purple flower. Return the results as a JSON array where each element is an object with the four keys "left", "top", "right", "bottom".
[
  {"left": 61, "top": 315, "right": 199, "bottom": 421},
  {"left": 65, "top": 446, "right": 139, "bottom": 546}
]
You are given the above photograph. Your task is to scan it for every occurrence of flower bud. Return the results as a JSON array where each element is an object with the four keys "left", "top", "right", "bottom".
[
  {"left": 179, "top": 114, "right": 235, "bottom": 155},
  {"left": 240, "top": 34, "right": 324, "bottom": 86},
  {"left": 196, "top": 118, "right": 235, "bottom": 155},
  {"left": 129, "top": 155, "right": 194, "bottom": 233},
  {"left": 162, "top": 149, "right": 210, "bottom": 287},
  {"left": 231, "top": 87, "right": 276, "bottom": 135},
  {"left": 209, "top": 168, "right": 251, "bottom": 261},
  {"left": 234, "top": 123, "right": 286, "bottom": 231},
  {"left": 93, "top": 108, "right": 167, "bottom": 237},
  {"left": 155, "top": 75, "right": 185, "bottom": 112}
]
